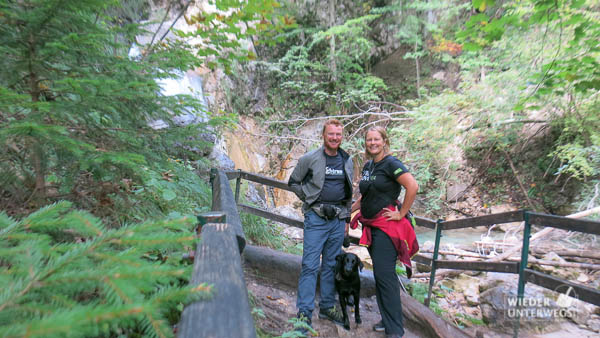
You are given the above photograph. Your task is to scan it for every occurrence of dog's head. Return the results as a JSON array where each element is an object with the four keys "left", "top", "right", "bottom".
[{"left": 335, "top": 252, "right": 363, "bottom": 278}]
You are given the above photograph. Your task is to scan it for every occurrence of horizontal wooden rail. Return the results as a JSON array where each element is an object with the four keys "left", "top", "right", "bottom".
[
  {"left": 525, "top": 269, "right": 600, "bottom": 307},
  {"left": 225, "top": 170, "right": 292, "bottom": 191},
  {"left": 239, "top": 203, "right": 361, "bottom": 245},
  {"left": 239, "top": 203, "right": 303, "bottom": 228},
  {"left": 414, "top": 216, "right": 437, "bottom": 229},
  {"left": 225, "top": 170, "right": 240, "bottom": 180},
  {"left": 528, "top": 212, "right": 600, "bottom": 235},
  {"left": 413, "top": 254, "right": 432, "bottom": 266},
  {"left": 435, "top": 260, "right": 519, "bottom": 273},
  {"left": 412, "top": 254, "right": 518, "bottom": 273},
  {"left": 440, "top": 210, "right": 524, "bottom": 230}
]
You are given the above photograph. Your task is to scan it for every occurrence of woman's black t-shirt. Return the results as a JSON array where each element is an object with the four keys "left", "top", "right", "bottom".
[{"left": 359, "top": 155, "right": 409, "bottom": 219}]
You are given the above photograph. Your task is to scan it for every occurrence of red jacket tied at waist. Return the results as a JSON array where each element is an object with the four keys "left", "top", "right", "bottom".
[{"left": 350, "top": 204, "right": 419, "bottom": 278}]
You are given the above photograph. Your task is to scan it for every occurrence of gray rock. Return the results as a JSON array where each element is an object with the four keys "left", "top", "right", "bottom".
[
  {"left": 208, "top": 149, "right": 235, "bottom": 171},
  {"left": 446, "top": 182, "right": 469, "bottom": 202},
  {"left": 480, "top": 284, "right": 564, "bottom": 333}
]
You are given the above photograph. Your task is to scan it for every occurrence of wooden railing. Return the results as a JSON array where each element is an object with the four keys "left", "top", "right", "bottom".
[
  {"left": 178, "top": 169, "right": 256, "bottom": 338},
  {"left": 177, "top": 168, "right": 600, "bottom": 337},
  {"left": 223, "top": 169, "right": 600, "bottom": 337}
]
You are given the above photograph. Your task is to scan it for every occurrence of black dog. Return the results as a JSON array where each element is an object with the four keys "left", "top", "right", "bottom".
[{"left": 334, "top": 252, "right": 363, "bottom": 330}]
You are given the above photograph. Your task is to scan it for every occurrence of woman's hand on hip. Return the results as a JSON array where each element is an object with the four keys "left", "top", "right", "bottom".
[{"left": 382, "top": 207, "right": 405, "bottom": 221}]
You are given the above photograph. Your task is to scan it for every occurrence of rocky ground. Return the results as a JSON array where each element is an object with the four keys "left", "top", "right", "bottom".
[
  {"left": 245, "top": 266, "right": 420, "bottom": 338},
  {"left": 245, "top": 264, "right": 599, "bottom": 338}
]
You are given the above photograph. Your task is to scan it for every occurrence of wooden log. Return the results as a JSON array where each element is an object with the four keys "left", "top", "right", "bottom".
[
  {"left": 412, "top": 269, "right": 471, "bottom": 280},
  {"left": 421, "top": 249, "right": 487, "bottom": 259},
  {"left": 450, "top": 241, "right": 600, "bottom": 261},
  {"left": 243, "top": 245, "right": 469, "bottom": 338},
  {"left": 401, "top": 292, "right": 470, "bottom": 338},
  {"left": 210, "top": 169, "right": 246, "bottom": 253},
  {"left": 530, "top": 247, "right": 600, "bottom": 260},
  {"left": 178, "top": 222, "right": 256, "bottom": 338}
]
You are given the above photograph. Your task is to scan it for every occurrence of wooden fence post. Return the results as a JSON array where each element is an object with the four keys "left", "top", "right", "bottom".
[{"left": 211, "top": 168, "right": 246, "bottom": 253}]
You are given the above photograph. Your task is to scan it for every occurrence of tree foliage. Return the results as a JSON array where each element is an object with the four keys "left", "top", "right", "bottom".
[
  {"left": 0, "top": 0, "right": 281, "bottom": 221},
  {"left": 0, "top": 201, "right": 207, "bottom": 337},
  {"left": 449, "top": 0, "right": 600, "bottom": 212},
  {"left": 260, "top": 13, "right": 386, "bottom": 113}
]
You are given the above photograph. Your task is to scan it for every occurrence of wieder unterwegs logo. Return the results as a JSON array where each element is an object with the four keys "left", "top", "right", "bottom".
[{"left": 504, "top": 285, "right": 578, "bottom": 322}]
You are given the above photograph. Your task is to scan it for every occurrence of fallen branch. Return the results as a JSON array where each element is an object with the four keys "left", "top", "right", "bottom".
[
  {"left": 264, "top": 111, "right": 413, "bottom": 125},
  {"left": 531, "top": 247, "right": 600, "bottom": 261},
  {"left": 502, "top": 149, "right": 537, "bottom": 211},
  {"left": 473, "top": 241, "right": 600, "bottom": 260},
  {"left": 412, "top": 269, "right": 472, "bottom": 280},
  {"left": 421, "top": 250, "right": 486, "bottom": 259}
]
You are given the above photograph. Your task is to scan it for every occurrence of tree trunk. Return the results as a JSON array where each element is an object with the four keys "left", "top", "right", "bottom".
[
  {"left": 415, "top": 39, "right": 421, "bottom": 99},
  {"left": 329, "top": 0, "right": 337, "bottom": 81}
]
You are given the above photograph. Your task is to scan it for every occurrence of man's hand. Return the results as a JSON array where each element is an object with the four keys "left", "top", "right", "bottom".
[{"left": 343, "top": 236, "right": 351, "bottom": 248}]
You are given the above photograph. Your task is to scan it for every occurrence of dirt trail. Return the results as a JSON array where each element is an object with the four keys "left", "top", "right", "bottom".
[{"left": 246, "top": 267, "right": 419, "bottom": 338}]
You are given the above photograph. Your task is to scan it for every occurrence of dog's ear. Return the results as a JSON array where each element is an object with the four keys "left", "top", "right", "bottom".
[
  {"left": 359, "top": 260, "right": 364, "bottom": 272},
  {"left": 336, "top": 254, "right": 344, "bottom": 263}
]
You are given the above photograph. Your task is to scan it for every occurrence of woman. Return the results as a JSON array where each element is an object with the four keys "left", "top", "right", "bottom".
[{"left": 350, "top": 126, "right": 419, "bottom": 338}]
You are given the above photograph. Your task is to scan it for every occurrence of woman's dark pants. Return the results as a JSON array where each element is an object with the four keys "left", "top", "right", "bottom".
[{"left": 369, "top": 227, "right": 405, "bottom": 336}]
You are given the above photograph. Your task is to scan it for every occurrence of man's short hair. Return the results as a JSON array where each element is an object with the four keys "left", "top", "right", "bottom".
[{"left": 322, "top": 119, "right": 343, "bottom": 135}]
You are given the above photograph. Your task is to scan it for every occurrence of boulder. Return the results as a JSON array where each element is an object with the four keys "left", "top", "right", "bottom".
[
  {"left": 446, "top": 182, "right": 469, "bottom": 202},
  {"left": 480, "top": 284, "right": 564, "bottom": 333},
  {"left": 208, "top": 149, "right": 235, "bottom": 171}
]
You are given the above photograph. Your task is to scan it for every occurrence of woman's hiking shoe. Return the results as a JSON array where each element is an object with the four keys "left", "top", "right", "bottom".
[
  {"left": 318, "top": 306, "right": 344, "bottom": 325},
  {"left": 296, "top": 311, "right": 312, "bottom": 336},
  {"left": 373, "top": 320, "right": 385, "bottom": 332}
]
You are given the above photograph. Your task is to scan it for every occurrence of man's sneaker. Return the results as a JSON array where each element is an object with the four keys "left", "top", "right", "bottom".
[
  {"left": 318, "top": 306, "right": 344, "bottom": 325},
  {"left": 372, "top": 320, "right": 385, "bottom": 332},
  {"left": 295, "top": 311, "right": 312, "bottom": 336}
]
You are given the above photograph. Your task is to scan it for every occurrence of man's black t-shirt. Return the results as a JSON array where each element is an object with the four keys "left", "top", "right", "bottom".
[
  {"left": 359, "top": 155, "right": 409, "bottom": 218},
  {"left": 319, "top": 152, "right": 346, "bottom": 203}
]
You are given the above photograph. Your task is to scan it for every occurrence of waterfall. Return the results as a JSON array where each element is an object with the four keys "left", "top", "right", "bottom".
[{"left": 129, "top": 20, "right": 208, "bottom": 130}]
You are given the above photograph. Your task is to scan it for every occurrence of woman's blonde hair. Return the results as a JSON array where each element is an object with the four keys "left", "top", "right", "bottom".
[{"left": 364, "top": 126, "right": 390, "bottom": 159}]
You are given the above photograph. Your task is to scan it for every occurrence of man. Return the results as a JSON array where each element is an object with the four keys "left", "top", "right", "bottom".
[{"left": 288, "top": 119, "right": 354, "bottom": 333}]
